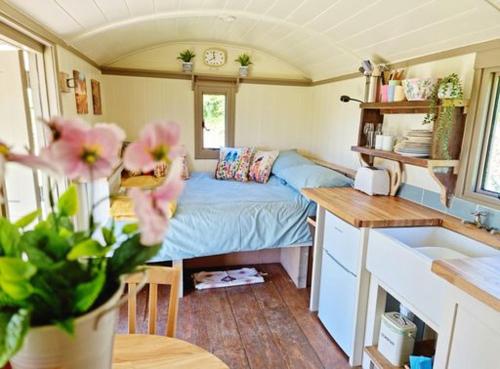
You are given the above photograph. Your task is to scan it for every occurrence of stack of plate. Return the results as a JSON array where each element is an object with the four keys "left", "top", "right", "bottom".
[{"left": 394, "top": 130, "right": 433, "bottom": 157}]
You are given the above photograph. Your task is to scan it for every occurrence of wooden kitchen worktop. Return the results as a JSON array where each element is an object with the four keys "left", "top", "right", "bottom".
[
  {"left": 302, "top": 187, "right": 500, "bottom": 311},
  {"left": 301, "top": 187, "right": 499, "bottom": 249},
  {"left": 432, "top": 256, "right": 500, "bottom": 311}
]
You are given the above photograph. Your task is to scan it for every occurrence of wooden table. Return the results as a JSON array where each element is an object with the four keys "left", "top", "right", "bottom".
[{"left": 112, "top": 334, "right": 229, "bottom": 369}]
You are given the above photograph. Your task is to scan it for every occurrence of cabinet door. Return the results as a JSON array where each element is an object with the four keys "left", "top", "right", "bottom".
[
  {"left": 318, "top": 249, "right": 357, "bottom": 356},
  {"left": 323, "top": 211, "right": 360, "bottom": 275},
  {"left": 447, "top": 306, "right": 499, "bottom": 369}
]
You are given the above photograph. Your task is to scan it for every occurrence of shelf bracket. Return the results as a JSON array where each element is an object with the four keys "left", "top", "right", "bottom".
[{"left": 427, "top": 160, "right": 460, "bottom": 207}]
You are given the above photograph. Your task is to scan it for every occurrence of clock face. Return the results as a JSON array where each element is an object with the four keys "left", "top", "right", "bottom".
[{"left": 204, "top": 48, "right": 226, "bottom": 66}]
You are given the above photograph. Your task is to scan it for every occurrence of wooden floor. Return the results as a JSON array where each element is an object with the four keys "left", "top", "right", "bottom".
[{"left": 117, "top": 263, "right": 351, "bottom": 369}]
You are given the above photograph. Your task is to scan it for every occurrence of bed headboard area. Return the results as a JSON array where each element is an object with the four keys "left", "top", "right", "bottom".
[{"left": 299, "top": 152, "right": 357, "bottom": 179}]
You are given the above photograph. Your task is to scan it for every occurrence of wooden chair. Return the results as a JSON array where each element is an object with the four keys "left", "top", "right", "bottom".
[{"left": 126, "top": 266, "right": 180, "bottom": 337}]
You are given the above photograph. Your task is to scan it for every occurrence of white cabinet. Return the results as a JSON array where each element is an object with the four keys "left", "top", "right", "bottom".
[
  {"left": 312, "top": 209, "right": 370, "bottom": 367},
  {"left": 319, "top": 248, "right": 357, "bottom": 355},
  {"left": 447, "top": 305, "right": 500, "bottom": 369}
]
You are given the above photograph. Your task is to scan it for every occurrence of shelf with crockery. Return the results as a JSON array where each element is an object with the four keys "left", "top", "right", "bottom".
[{"left": 359, "top": 100, "right": 467, "bottom": 114}]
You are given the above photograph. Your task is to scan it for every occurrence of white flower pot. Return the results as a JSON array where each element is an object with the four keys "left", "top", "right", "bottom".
[
  {"left": 239, "top": 66, "right": 249, "bottom": 77},
  {"left": 11, "top": 283, "right": 124, "bottom": 369},
  {"left": 182, "top": 62, "right": 193, "bottom": 73}
]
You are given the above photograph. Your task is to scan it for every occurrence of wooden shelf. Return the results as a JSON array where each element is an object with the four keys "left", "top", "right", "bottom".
[
  {"left": 351, "top": 146, "right": 429, "bottom": 167},
  {"left": 360, "top": 100, "right": 467, "bottom": 114},
  {"left": 364, "top": 346, "right": 404, "bottom": 369}
]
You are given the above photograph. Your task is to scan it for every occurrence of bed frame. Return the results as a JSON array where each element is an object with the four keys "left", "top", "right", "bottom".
[{"left": 172, "top": 245, "right": 310, "bottom": 297}]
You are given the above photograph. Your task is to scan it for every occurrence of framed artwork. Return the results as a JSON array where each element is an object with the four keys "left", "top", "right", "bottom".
[
  {"left": 73, "top": 70, "right": 88, "bottom": 114},
  {"left": 91, "top": 79, "right": 102, "bottom": 115}
]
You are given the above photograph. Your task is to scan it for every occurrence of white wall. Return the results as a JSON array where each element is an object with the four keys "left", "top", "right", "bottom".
[
  {"left": 108, "top": 41, "right": 308, "bottom": 80},
  {"left": 57, "top": 46, "right": 107, "bottom": 123},
  {"left": 103, "top": 74, "right": 312, "bottom": 171}
]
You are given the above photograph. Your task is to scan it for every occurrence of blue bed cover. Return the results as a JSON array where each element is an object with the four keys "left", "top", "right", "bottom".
[{"left": 151, "top": 172, "right": 315, "bottom": 261}]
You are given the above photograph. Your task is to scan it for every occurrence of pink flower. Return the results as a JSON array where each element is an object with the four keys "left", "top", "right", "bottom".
[
  {"left": 123, "top": 121, "right": 182, "bottom": 173},
  {"left": 45, "top": 117, "right": 90, "bottom": 143},
  {"left": 0, "top": 141, "right": 60, "bottom": 202},
  {"left": 129, "top": 159, "right": 185, "bottom": 246},
  {"left": 49, "top": 123, "right": 125, "bottom": 181}
]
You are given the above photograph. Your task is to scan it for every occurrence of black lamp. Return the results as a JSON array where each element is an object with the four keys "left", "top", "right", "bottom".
[{"left": 340, "top": 95, "right": 364, "bottom": 103}]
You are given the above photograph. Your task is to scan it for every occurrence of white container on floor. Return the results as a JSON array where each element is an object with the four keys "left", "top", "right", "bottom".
[{"left": 378, "top": 312, "right": 417, "bottom": 366}]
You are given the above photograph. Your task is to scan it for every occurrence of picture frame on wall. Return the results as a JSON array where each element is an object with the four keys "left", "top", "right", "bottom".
[
  {"left": 73, "top": 70, "right": 88, "bottom": 114},
  {"left": 91, "top": 79, "right": 102, "bottom": 115}
]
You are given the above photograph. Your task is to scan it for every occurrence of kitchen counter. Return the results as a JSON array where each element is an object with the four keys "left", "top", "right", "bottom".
[
  {"left": 301, "top": 187, "right": 499, "bottom": 249},
  {"left": 431, "top": 256, "right": 500, "bottom": 311},
  {"left": 301, "top": 187, "right": 500, "bottom": 311}
]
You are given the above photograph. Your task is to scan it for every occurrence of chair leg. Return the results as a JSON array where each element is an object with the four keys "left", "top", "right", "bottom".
[{"left": 172, "top": 259, "right": 183, "bottom": 298}]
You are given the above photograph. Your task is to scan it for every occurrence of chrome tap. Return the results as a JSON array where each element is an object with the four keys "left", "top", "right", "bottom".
[{"left": 462, "top": 210, "right": 499, "bottom": 235}]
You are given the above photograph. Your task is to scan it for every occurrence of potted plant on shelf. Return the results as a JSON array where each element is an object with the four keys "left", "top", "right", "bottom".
[
  {"left": 423, "top": 73, "right": 464, "bottom": 160},
  {"left": 235, "top": 53, "right": 252, "bottom": 77},
  {"left": 177, "top": 49, "right": 196, "bottom": 73},
  {"left": 0, "top": 119, "right": 184, "bottom": 369}
]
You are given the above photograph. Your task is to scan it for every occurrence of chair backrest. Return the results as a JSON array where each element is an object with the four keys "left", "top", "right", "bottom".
[{"left": 126, "top": 266, "right": 180, "bottom": 337}]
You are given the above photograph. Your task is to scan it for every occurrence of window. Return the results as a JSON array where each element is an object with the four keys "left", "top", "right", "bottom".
[
  {"left": 194, "top": 81, "right": 235, "bottom": 159},
  {"left": 480, "top": 75, "right": 499, "bottom": 196},
  {"left": 460, "top": 66, "right": 500, "bottom": 207}
]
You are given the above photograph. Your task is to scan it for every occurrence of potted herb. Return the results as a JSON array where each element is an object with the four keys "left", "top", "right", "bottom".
[
  {"left": 423, "top": 73, "right": 464, "bottom": 159},
  {"left": 235, "top": 53, "right": 252, "bottom": 77},
  {"left": 177, "top": 49, "right": 196, "bottom": 73},
  {"left": 0, "top": 119, "right": 184, "bottom": 369}
]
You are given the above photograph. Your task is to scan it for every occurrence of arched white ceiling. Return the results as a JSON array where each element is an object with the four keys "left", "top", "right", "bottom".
[{"left": 6, "top": 0, "right": 500, "bottom": 80}]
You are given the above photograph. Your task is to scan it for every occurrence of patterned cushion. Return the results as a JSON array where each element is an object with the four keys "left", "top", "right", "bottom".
[
  {"left": 215, "top": 147, "right": 254, "bottom": 181},
  {"left": 249, "top": 150, "right": 279, "bottom": 183}
]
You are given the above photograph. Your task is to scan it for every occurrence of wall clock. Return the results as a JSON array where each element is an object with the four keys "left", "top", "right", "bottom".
[{"left": 203, "top": 48, "right": 226, "bottom": 67}]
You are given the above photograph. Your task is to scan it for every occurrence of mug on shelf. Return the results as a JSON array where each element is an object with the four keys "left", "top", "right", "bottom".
[
  {"left": 382, "top": 135, "right": 394, "bottom": 151},
  {"left": 380, "top": 85, "right": 389, "bottom": 102}
]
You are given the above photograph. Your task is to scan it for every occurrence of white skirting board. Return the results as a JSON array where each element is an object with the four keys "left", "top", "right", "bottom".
[{"left": 173, "top": 245, "right": 311, "bottom": 297}]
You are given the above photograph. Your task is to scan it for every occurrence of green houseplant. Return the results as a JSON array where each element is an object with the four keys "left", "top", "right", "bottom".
[
  {"left": 235, "top": 53, "right": 253, "bottom": 77},
  {"left": 423, "top": 73, "right": 464, "bottom": 159},
  {"left": 177, "top": 49, "right": 196, "bottom": 72},
  {"left": 0, "top": 118, "right": 184, "bottom": 368}
]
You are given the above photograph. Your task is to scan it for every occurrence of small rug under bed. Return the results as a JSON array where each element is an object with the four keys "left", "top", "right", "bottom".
[{"left": 193, "top": 267, "right": 265, "bottom": 290}]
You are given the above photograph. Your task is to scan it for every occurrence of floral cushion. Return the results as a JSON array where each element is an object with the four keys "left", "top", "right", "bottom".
[
  {"left": 215, "top": 147, "right": 254, "bottom": 181},
  {"left": 249, "top": 150, "right": 279, "bottom": 183}
]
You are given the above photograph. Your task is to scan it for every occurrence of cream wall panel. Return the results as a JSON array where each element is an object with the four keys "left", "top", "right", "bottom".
[
  {"left": 108, "top": 41, "right": 308, "bottom": 80},
  {"left": 103, "top": 74, "right": 313, "bottom": 172},
  {"left": 57, "top": 46, "right": 106, "bottom": 124}
]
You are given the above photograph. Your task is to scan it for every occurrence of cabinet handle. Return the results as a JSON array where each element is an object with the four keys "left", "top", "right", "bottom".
[
  {"left": 324, "top": 249, "right": 357, "bottom": 278},
  {"left": 333, "top": 226, "right": 343, "bottom": 233}
]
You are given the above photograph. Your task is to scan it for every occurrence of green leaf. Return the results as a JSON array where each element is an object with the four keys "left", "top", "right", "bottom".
[
  {"left": 14, "top": 210, "right": 41, "bottom": 229},
  {"left": 57, "top": 185, "right": 78, "bottom": 216},
  {"left": 0, "top": 218, "right": 21, "bottom": 257},
  {"left": 101, "top": 227, "right": 116, "bottom": 246},
  {"left": 0, "top": 280, "right": 33, "bottom": 300},
  {"left": 0, "top": 308, "right": 30, "bottom": 367},
  {"left": 108, "top": 234, "right": 160, "bottom": 278},
  {"left": 54, "top": 318, "right": 74, "bottom": 335},
  {"left": 0, "top": 291, "right": 28, "bottom": 308},
  {"left": 67, "top": 240, "right": 110, "bottom": 261},
  {"left": 0, "top": 258, "right": 36, "bottom": 281},
  {"left": 122, "top": 223, "right": 138, "bottom": 235},
  {"left": 22, "top": 245, "right": 54, "bottom": 269},
  {"left": 73, "top": 271, "right": 105, "bottom": 313}
]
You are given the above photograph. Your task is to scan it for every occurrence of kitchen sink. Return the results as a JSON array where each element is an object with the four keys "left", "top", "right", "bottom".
[
  {"left": 375, "top": 226, "right": 497, "bottom": 262},
  {"left": 366, "top": 226, "right": 499, "bottom": 330}
]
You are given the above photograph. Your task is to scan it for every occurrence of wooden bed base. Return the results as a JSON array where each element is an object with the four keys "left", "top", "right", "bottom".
[{"left": 172, "top": 245, "right": 311, "bottom": 297}]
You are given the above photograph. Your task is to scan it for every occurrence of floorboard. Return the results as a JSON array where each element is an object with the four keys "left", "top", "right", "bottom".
[{"left": 117, "top": 263, "right": 350, "bottom": 369}]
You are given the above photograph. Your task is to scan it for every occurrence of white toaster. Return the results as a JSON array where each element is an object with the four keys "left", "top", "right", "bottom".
[{"left": 354, "top": 166, "right": 390, "bottom": 196}]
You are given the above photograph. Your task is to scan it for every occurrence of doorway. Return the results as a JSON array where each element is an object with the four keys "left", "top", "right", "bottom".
[{"left": 0, "top": 38, "right": 51, "bottom": 221}]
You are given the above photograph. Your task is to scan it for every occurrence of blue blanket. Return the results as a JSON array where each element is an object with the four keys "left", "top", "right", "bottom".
[{"left": 151, "top": 172, "right": 314, "bottom": 261}]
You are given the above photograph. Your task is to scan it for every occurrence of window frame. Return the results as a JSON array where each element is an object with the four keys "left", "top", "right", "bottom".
[
  {"left": 458, "top": 65, "right": 500, "bottom": 208},
  {"left": 194, "top": 80, "right": 235, "bottom": 159}
]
